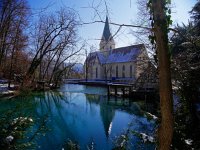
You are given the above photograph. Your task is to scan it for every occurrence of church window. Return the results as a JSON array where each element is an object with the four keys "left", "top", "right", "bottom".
[
  {"left": 122, "top": 65, "right": 125, "bottom": 78},
  {"left": 96, "top": 67, "right": 98, "bottom": 78},
  {"left": 110, "top": 66, "right": 112, "bottom": 78},
  {"left": 116, "top": 66, "right": 118, "bottom": 78},
  {"left": 130, "top": 65, "right": 132, "bottom": 77}
]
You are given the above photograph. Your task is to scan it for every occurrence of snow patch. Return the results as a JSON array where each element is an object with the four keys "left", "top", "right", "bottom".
[
  {"left": 140, "top": 133, "right": 155, "bottom": 143},
  {"left": 12, "top": 117, "right": 33, "bottom": 125},
  {"left": 6, "top": 135, "right": 14, "bottom": 143},
  {"left": 146, "top": 112, "right": 158, "bottom": 120},
  {"left": 185, "top": 139, "right": 193, "bottom": 145}
]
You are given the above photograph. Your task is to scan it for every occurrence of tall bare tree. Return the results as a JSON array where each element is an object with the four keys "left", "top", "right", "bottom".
[
  {"left": 22, "top": 8, "right": 81, "bottom": 89},
  {"left": 0, "top": 0, "right": 30, "bottom": 81}
]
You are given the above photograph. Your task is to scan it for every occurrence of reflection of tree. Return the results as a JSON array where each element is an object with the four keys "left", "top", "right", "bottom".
[
  {"left": 35, "top": 91, "right": 76, "bottom": 115},
  {"left": 35, "top": 91, "right": 79, "bottom": 130},
  {"left": 33, "top": 91, "right": 89, "bottom": 149},
  {"left": 86, "top": 94, "right": 100, "bottom": 104},
  {"left": 28, "top": 114, "right": 49, "bottom": 143}
]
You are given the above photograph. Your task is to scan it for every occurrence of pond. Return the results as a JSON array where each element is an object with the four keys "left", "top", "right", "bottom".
[{"left": 0, "top": 84, "right": 157, "bottom": 150}]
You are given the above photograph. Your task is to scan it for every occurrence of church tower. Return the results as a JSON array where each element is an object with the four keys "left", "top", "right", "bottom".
[{"left": 99, "top": 16, "right": 115, "bottom": 51}]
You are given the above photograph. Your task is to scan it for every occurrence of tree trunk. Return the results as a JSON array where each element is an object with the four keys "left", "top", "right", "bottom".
[
  {"left": 152, "top": 0, "right": 174, "bottom": 149},
  {"left": 21, "top": 59, "right": 41, "bottom": 89}
]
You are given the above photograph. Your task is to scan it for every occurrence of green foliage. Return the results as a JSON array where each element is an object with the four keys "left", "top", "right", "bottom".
[
  {"left": 171, "top": 22, "right": 200, "bottom": 98},
  {"left": 113, "top": 133, "right": 129, "bottom": 150},
  {"left": 170, "top": 0, "right": 200, "bottom": 149},
  {"left": 147, "top": 0, "right": 173, "bottom": 63},
  {"left": 0, "top": 93, "right": 52, "bottom": 149},
  {"left": 113, "top": 118, "right": 157, "bottom": 150},
  {"left": 190, "top": 1, "right": 200, "bottom": 34},
  {"left": 63, "top": 139, "right": 80, "bottom": 150},
  {"left": 172, "top": 97, "right": 200, "bottom": 149},
  {"left": 0, "top": 108, "right": 34, "bottom": 149}
]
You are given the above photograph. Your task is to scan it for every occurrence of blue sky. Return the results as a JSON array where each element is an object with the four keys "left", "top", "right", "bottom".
[{"left": 28, "top": 0, "right": 196, "bottom": 61}]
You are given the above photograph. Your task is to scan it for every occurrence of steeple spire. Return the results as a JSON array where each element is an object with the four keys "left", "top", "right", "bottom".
[
  {"left": 99, "top": 16, "right": 115, "bottom": 51},
  {"left": 102, "top": 16, "right": 112, "bottom": 41}
]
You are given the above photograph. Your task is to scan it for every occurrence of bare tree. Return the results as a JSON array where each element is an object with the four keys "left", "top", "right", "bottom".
[
  {"left": 131, "top": 0, "right": 156, "bottom": 60},
  {"left": 8, "top": 0, "right": 29, "bottom": 87},
  {"left": 48, "top": 44, "right": 84, "bottom": 88},
  {"left": 22, "top": 8, "right": 81, "bottom": 88},
  {"left": 0, "top": 0, "right": 30, "bottom": 81}
]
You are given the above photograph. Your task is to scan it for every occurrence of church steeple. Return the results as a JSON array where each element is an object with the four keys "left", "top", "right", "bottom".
[
  {"left": 103, "top": 16, "right": 111, "bottom": 41},
  {"left": 99, "top": 16, "right": 115, "bottom": 51}
]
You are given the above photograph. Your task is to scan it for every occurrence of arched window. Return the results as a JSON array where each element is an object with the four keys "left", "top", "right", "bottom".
[
  {"left": 130, "top": 65, "right": 132, "bottom": 77},
  {"left": 96, "top": 67, "right": 98, "bottom": 78},
  {"left": 122, "top": 65, "right": 125, "bottom": 78},
  {"left": 110, "top": 66, "right": 112, "bottom": 78},
  {"left": 116, "top": 66, "right": 118, "bottom": 78}
]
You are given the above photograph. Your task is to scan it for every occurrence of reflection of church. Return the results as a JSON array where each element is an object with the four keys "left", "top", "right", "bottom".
[
  {"left": 86, "top": 94, "right": 115, "bottom": 137},
  {"left": 100, "top": 102, "right": 115, "bottom": 137}
]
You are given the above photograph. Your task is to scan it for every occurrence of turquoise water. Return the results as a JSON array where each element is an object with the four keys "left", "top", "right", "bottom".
[{"left": 0, "top": 84, "right": 156, "bottom": 150}]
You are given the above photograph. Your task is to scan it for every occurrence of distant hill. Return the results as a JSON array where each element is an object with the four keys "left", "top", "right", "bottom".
[{"left": 72, "top": 63, "right": 84, "bottom": 73}]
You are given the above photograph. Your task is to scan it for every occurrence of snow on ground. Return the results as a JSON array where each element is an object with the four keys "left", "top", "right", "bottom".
[
  {"left": 0, "top": 84, "right": 9, "bottom": 93},
  {"left": 0, "top": 81, "right": 15, "bottom": 97},
  {"left": 140, "top": 133, "right": 155, "bottom": 143}
]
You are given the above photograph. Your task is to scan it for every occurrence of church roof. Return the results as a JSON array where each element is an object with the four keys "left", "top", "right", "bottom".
[
  {"left": 87, "top": 44, "right": 145, "bottom": 64},
  {"left": 102, "top": 16, "right": 112, "bottom": 41}
]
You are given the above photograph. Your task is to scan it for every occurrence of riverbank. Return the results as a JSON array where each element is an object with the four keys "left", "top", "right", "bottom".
[{"left": 0, "top": 81, "right": 19, "bottom": 98}]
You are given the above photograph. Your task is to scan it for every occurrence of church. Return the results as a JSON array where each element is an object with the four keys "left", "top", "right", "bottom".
[{"left": 85, "top": 17, "right": 156, "bottom": 86}]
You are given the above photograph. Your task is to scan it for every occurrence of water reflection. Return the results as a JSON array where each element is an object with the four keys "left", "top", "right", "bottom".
[
  {"left": 0, "top": 84, "right": 156, "bottom": 150},
  {"left": 86, "top": 94, "right": 115, "bottom": 137}
]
